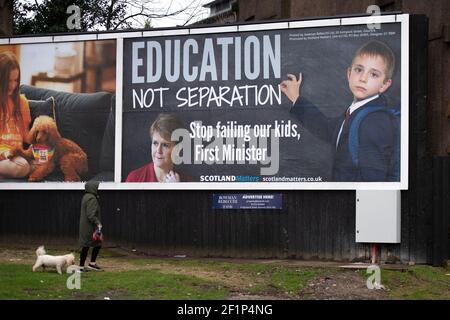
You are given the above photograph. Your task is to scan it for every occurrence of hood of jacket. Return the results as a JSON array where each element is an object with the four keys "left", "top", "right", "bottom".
[{"left": 85, "top": 181, "right": 99, "bottom": 196}]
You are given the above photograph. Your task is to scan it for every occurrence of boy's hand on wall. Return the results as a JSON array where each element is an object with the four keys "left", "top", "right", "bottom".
[{"left": 280, "top": 73, "right": 302, "bottom": 104}]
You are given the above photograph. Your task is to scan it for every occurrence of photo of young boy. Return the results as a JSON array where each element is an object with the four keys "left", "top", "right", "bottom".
[{"left": 280, "top": 40, "right": 399, "bottom": 182}]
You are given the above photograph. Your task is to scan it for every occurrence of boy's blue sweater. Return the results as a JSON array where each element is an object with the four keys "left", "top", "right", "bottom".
[{"left": 290, "top": 95, "right": 395, "bottom": 182}]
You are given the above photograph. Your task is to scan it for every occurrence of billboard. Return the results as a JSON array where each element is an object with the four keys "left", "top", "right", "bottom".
[
  {"left": 0, "top": 14, "right": 409, "bottom": 190},
  {"left": 0, "top": 38, "right": 116, "bottom": 188}
]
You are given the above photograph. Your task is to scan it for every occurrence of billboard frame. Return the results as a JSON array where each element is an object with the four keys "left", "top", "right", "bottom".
[{"left": 0, "top": 14, "right": 409, "bottom": 190}]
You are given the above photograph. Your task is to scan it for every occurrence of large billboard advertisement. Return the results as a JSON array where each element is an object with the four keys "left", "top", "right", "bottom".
[
  {"left": 0, "top": 14, "right": 409, "bottom": 189},
  {"left": 0, "top": 38, "right": 116, "bottom": 187},
  {"left": 121, "top": 16, "right": 408, "bottom": 189}
]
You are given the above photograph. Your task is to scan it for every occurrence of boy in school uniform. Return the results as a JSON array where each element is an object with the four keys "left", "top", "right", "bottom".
[{"left": 280, "top": 40, "right": 397, "bottom": 182}]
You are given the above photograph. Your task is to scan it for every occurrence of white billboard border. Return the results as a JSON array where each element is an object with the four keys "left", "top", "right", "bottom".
[
  {"left": 0, "top": 14, "right": 409, "bottom": 190},
  {"left": 114, "top": 37, "right": 124, "bottom": 184}
]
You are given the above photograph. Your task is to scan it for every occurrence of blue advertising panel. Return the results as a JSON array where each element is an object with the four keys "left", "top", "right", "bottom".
[{"left": 213, "top": 194, "right": 282, "bottom": 209}]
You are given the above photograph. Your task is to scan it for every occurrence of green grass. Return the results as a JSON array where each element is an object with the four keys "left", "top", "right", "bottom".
[
  {"left": 361, "top": 265, "right": 450, "bottom": 300},
  {"left": 271, "top": 268, "right": 319, "bottom": 293},
  {"left": 130, "top": 259, "right": 323, "bottom": 295},
  {"left": 0, "top": 258, "right": 323, "bottom": 300},
  {"left": 229, "top": 265, "right": 320, "bottom": 295},
  {"left": 0, "top": 264, "right": 228, "bottom": 300},
  {"left": 381, "top": 266, "right": 450, "bottom": 300},
  {"left": 2, "top": 248, "right": 449, "bottom": 300}
]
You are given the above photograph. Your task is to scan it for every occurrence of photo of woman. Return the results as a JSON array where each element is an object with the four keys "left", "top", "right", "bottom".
[
  {"left": 125, "top": 113, "right": 191, "bottom": 182},
  {"left": 0, "top": 51, "right": 32, "bottom": 179}
]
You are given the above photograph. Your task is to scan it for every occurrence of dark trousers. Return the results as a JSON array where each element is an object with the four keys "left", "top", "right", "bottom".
[{"left": 79, "top": 246, "right": 101, "bottom": 266}]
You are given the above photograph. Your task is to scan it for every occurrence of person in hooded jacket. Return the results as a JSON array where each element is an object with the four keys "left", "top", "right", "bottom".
[{"left": 79, "top": 181, "right": 102, "bottom": 271}]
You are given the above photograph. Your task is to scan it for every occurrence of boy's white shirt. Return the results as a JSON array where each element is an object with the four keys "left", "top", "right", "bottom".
[{"left": 335, "top": 94, "right": 379, "bottom": 149}]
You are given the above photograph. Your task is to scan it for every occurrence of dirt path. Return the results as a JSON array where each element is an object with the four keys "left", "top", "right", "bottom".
[{"left": 299, "top": 270, "right": 388, "bottom": 300}]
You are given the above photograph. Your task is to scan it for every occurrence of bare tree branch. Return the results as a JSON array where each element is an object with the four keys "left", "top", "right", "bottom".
[{"left": 14, "top": 0, "right": 210, "bottom": 34}]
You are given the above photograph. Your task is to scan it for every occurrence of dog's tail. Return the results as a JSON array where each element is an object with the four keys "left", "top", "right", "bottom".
[{"left": 36, "top": 245, "right": 46, "bottom": 257}]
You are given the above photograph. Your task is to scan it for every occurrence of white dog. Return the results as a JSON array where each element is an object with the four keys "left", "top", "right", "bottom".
[{"left": 32, "top": 246, "right": 75, "bottom": 274}]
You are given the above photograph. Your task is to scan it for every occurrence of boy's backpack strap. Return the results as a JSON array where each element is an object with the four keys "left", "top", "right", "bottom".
[{"left": 348, "top": 106, "right": 393, "bottom": 166}]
